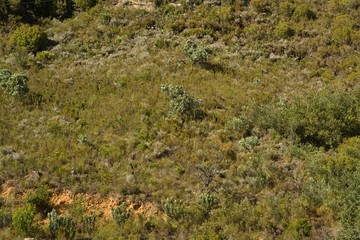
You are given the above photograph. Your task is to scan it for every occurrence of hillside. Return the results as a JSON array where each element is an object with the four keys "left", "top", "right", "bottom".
[{"left": 0, "top": 0, "right": 360, "bottom": 239}]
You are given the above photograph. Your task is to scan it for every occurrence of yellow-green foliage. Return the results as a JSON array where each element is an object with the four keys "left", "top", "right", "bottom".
[
  {"left": 274, "top": 22, "right": 295, "bottom": 39},
  {"left": 9, "top": 25, "right": 48, "bottom": 52},
  {"left": 331, "top": 15, "right": 353, "bottom": 45},
  {"left": 292, "top": 3, "right": 316, "bottom": 20}
]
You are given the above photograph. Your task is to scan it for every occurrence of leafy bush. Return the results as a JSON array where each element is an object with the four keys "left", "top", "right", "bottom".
[
  {"left": 199, "top": 194, "right": 217, "bottom": 217},
  {"left": 257, "top": 89, "right": 360, "bottom": 148},
  {"left": 0, "top": 69, "right": 29, "bottom": 99},
  {"left": 26, "top": 186, "right": 53, "bottom": 216},
  {"left": 161, "top": 84, "right": 202, "bottom": 119},
  {"left": 12, "top": 204, "right": 36, "bottom": 237},
  {"left": 112, "top": 203, "right": 130, "bottom": 227},
  {"left": 286, "top": 218, "right": 312, "bottom": 239},
  {"left": 239, "top": 136, "right": 258, "bottom": 151},
  {"left": 48, "top": 209, "right": 60, "bottom": 240},
  {"left": 278, "top": 2, "right": 295, "bottom": 18},
  {"left": 274, "top": 22, "right": 295, "bottom": 39},
  {"left": 9, "top": 25, "right": 48, "bottom": 53},
  {"left": 81, "top": 212, "right": 96, "bottom": 237},
  {"left": 293, "top": 4, "right": 316, "bottom": 20},
  {"left": 183, "top": 40, "right": 212, "bottom": 65},
  {"left": 163, "top": 197, "right": 184, "bottom": 221},
  {"left": 331, "top": 15, "right": 353, "bottom": 45},
  {"left": 59, "top": 215, "right": 76, "bottom": 240}
]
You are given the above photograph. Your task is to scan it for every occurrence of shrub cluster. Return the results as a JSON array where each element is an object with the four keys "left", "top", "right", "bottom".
[{"left": 9, "top": 25, "right": 48, "bottom": 53}]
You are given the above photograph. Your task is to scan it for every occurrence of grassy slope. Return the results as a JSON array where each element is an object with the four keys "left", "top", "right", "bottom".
[{"left": 0, "top": 0, "right": 360, "bottom": 239}]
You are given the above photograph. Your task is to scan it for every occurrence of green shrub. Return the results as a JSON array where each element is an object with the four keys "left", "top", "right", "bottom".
[
  {"left": 112, "top": 203, "right": 130, "bottom": 227},
  {"left": 26, "top": 186, "right": 53, "bottom": 216},
  {"left": 239, "top": 136, "right": 258, "bottom": 151},
  {"left": 199, "top": 194, "right": 217, "bottom": 217},
  {"left": 293, "top": 4, "right": 316, "bottom": 20},
  {"left": 0, "top": 70, "right": 29, "bottom": 99},
  {"left": 48, "top": 209, "right": 60, "bottom": 240},
  {"left": 183, "top": 40, "right": 212, "bottom": 65},
  {"left": 278, "top": 2, "right": 295, "bottom": 18},
  {"left": 9, "top": 25, "right": 48, "bottom": 53},
  {"left": 331, "top": 15, "right": 353, "bottom": 45},
  {"left": 257, "top": 89, "right": 360, "bottom": 148},
  {"left": 59, "top": 215, "right": 76, "bottom": 240},
  {"left": 163, "top": 197, "right": 184, "bottom": 221},
  {"left": 81, "top": 212, "right": 96, "bottom": 237},
  {"left": 274, "top": 22, "right": 295, "bottom": 39},
  {"left": 161, "top": 84, "right": 202, "bottom": 119},
  {"left": 286, "top": 218, "right": 312, "bottom": 239},
  {"left": 12, "top": 204, "right": 36, "bottom": 237}
]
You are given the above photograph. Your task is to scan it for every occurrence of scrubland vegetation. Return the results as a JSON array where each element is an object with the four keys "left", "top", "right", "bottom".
[{"left": 0, "top": 0, "right": 359, "bottom": 239}]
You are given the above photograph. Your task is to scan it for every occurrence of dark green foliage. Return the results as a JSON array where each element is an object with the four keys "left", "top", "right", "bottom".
[{"left": 26, "top": 186, "right": 53, "bottom": 216}]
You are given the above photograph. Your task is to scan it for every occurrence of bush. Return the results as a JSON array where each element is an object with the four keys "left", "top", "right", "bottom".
[
  {"left": 48, "top": 209, "right": 60, "bottom": 240},
  {"left": 274, "top": 22, "right": 295, "bottom": 39},
  {"left": 163, "top": 197, "right": 184, "bottom": 221},
  {"left": 12, "top": 204, "right": 36, "bottom": 237},
  {"left": 257, "top": 89, "right": 360, "bottom": 148},
  {"left": 183, "top": 40, "right": 212, "bottom": 65},
  {"left": 112, "top": 203, "right": 130, "bottom": 227},
  {"left": 161, "top": 84, "right": 201, "bottom": 119},
  {"left": 59, "top": 215, "right": 76, "bottom": 240},
  {"left": 293, "top": 4, "right": 316, "bottom": 20},
  {"left": 9, "top": 25, "right": 48, "bottom": 53},
  {"left": 26, "top": 186, "right": 53, "bottom": 216},
  {"left": 239, "top": 136, "right": 258, "bottom": 151},
  {"left": 331, "top": 15, "right": 353, "bottom": 45},
  {"left": 278, "top": 2, "right": 295, "bottom": 18},
  {"left": 199, "top": 194, "right": 217, "bottom": 217},
  {"left": 0, "top": 69, "right": 29, "bottom": 99}
]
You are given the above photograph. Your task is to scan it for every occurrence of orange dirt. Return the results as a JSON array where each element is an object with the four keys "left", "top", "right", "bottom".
[{"left": 1, "top": 183, "right": 160, "bottom": 222}]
